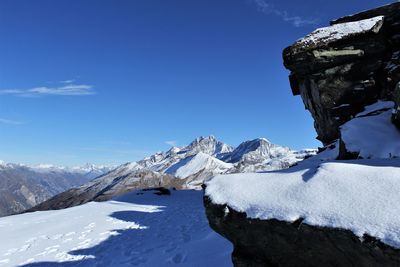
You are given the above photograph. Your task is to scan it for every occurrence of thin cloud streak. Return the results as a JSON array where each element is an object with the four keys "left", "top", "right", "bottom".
[
  {"left": 0, "top": 83, "right": 95, "bottom": 97},
  {"left": 0, "top": 118, "right": 25, "bottom": 125},
  {"left": 253, "top": 0, "right": 319, "bottom": 27},
  {"left": 60, "top": 79, "right": 76, "bottom": 84}
]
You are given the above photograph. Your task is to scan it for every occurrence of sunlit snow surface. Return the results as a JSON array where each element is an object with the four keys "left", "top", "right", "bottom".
[
  {"left": 0, "top": 190, "right": 232, "bottom": 267},
  {"left": 341, "top": 101, "right": 400, "bottom": 158},
  {"left": 292, "top": 15, "right": 384, "bottom": 52},
  {"left": 207, "top": 100, "right": 400, "bottom": 249}
]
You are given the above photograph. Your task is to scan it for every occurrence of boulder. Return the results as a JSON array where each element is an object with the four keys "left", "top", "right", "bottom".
[{"left": 283, "top": 3, "right": 400, "bottom": 144}]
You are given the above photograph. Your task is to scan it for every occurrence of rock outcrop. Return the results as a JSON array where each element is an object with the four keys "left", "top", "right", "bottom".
[
  {"left": 204, "top": 3, "right": 400, "bottom": 267},
  {"left": 204, "top": 197, "right": 400, "bottom": 267},
  {"left": 283, "top": 2, "right": 400, "bottom": 145}
]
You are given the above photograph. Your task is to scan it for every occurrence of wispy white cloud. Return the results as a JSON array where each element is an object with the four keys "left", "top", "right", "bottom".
[
  {"left": 0, "top": 118, "right": 24, "bottom": 125},
  {"left": 253, "top": 0, "right": 319, "bottom": 27},
  {"left": 60, "top": 79, "right": 76, "bottom": 84},
  {"left": 0, "top": 82, "right": 95, "bottom": 97},
  {"left": 165, "top": 140, "right": 177, "bottom": 147}
]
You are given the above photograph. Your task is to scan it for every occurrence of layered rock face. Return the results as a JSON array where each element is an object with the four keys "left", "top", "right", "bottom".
[{"left": 283, "top": 2, "right": 400, "bottom": 145}]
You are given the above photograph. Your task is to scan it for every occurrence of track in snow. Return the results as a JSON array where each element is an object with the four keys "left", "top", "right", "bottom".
[{"left": 0, "top": 190, "right": 232, "bottom": 266}]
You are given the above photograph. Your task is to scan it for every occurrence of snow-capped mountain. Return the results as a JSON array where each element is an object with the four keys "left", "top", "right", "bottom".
[
  {"left": 114, "top": 135, "right": 314, "bottom": 182},
  {"left": 0, "top": 163, "right": 115, "bottom": 217},
  {"left": 31, "top": 136, "right": 316, "bottom": 212},
  {"left": 29, "top": 163, "right": 114, "bottom": 179}
]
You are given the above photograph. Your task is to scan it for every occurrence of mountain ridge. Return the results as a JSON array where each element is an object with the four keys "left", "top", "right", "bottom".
[{"left": 29, "top": 135, "right": 316, "bottom": 212}]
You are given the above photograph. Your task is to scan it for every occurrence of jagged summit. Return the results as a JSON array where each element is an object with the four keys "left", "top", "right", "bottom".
[
  {"left": 220, "top": 138, "right": 291, "bottom": 165},
  {"left": 182, "top": 135, "right": 234, "bottom": 157}
]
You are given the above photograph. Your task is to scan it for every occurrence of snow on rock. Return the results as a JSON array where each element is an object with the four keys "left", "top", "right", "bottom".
[
  {"left": 0, "top": 190, "right": 232, "bottom": 266},
  {"left": 341, "top": 101, "right": 400, "bottom": 158},
  {"left": 291, "top": 16, "right": 384, "bottom": 54},
  {"left": 206, "top": 158, "right": 400, "bottom": 248}
]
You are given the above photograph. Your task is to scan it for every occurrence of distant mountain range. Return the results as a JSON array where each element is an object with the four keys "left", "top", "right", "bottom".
[
  {"left": 30, "top": 136, "right": 316, "bottom": 212},
  {"left": 0, "top": 162, "right": 115, "bottom": 216}
]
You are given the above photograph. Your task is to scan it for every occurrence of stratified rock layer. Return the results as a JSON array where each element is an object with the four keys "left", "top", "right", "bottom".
[{"left": 283, "top": 3, "right": 400, "bottom": 144}]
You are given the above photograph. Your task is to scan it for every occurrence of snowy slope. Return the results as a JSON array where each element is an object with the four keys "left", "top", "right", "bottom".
[
  {"left": 0, "top": 190, "right": 232, "bottom": 267},
  {"left": 166, "top": 152, "right": 233, "bottom": 179}
]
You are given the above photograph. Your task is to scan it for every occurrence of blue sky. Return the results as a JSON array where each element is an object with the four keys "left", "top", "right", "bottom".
[{"left": 0, "top": 0, "right": 390, "bottom": 166}]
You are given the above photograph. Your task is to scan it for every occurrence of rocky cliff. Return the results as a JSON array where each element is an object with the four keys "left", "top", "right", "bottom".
[
  {"left": 205, "top": 3, "right": 400, "bottom": 267},
  {"left": 283, "top": 2, "right": 400, "bottom": 146}
]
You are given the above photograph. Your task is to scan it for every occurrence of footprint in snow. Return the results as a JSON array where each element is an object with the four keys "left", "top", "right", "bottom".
[
  {"left": 85, "top": 223, "right": 96, "bottom": 229},
  {"left": 3, "top": 248, "right": 18, "bottom": 256},
  {"left": 51, "top": 234, "right": 64, "bottom": 240},
  {"left": 65, "top": 231, "right": 76, "bottom": 237},
  {"left": 25, "top": 237, "right": 38, "bottom": 243},
  {"left": 0, "top": 259, "right": 10, "bottom": 266},
  {"left": 18, "top": 244, "right": 31, "bottom": 252},
  {"left": 172, "top": 253, "right": 186, "bottom": 264}
]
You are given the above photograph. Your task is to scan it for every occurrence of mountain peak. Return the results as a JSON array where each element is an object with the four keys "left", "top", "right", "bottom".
[
  {"left": 167, "top": 146, "right": 181, "bottom": 155},
  {"left": 190, "top": 135, "right": 216, "bottom": 144},
  {"left": 257, "top": 138, "right": 271, "bottom": 143},
  {"left": 185, "top": 135, "right": 233, "bottom": 156},
  {"left": 221, "top": 138, "right": 290, "bottom": 164}
]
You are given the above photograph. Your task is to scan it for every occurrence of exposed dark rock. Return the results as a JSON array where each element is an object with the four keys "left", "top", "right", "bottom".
[
  {"left": 331, "top": 3, "right": 400, "bottom": 25},
  {"left": 283, "top": 3, "right": 400, "bottom": 144},
  {"left": 392, "top": 82, "right": 400, "bottom": 127},
  {"left": 204, "top": 196, "right": 400, "bottom": 267},
  {"left": 142, "top": 187, "right": 172, "bottom": 195}
]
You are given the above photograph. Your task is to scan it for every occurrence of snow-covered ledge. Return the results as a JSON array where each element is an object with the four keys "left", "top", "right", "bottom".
[
  {"left": 289, "top": 15, "right": 384, "bottom": 54},
  {"left": 206, "top": 101, "right": 400, "bottom": 249}
]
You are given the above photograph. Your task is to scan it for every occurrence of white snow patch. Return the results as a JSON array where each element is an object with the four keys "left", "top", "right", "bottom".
[
  {"left": 341, "top": 101, "right": 400, "bottom": 158},
  {"left": 206, "top": 158, "right": 400, "bottom": 248},
  {"left": 293, "top": 16, "right": 384, "bottom": 52}
]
